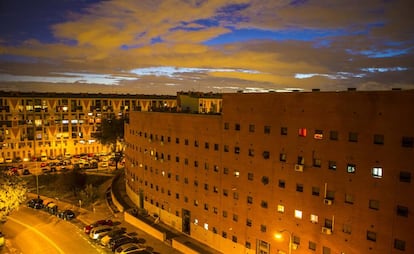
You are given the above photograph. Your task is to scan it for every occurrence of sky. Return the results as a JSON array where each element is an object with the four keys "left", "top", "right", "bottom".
[{"left": 0, "top": 0, "right": 413, "bottom": 94}]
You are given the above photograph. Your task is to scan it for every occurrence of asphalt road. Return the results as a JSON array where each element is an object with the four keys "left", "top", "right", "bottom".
[{"left": 1, "top": 206, "right": 108, "bottom": 254}]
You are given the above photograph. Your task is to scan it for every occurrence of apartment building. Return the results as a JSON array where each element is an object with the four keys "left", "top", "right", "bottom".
[
  {"left": 0, "top": 91, "right": 176, "bottom": 161},
  {"left": 124, "top": 89, "right": 414, "bottom": 254}
]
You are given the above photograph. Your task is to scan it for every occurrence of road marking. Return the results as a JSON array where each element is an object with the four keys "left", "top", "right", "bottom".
[{"left": 8, "top": 216, "right": 65, "bottom": 254}]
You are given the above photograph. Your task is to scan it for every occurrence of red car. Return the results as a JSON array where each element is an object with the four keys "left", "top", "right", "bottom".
[{"left": 84, "top": 219, "right": 113, "bottom": 234}]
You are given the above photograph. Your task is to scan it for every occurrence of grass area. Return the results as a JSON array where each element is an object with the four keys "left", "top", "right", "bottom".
[{"left": 24, "top": 172, "right": 113, "bottom": 209}]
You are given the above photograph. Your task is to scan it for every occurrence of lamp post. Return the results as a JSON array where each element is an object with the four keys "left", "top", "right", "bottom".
[{"left": 275, "top": 229, "right": 293, "bottom": 254}]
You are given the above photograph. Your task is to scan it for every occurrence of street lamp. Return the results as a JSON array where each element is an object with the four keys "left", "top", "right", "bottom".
[{"left": 275, "top": 229, "right": 293, "bottom": 254}]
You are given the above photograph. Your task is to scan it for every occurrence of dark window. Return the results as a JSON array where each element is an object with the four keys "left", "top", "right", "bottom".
[
  {"left": 402, "top": 136, "right": 414, "bottom": 147},
  {"left": 232, "top": 214, "right": 238, "bottom": 222},
  {"left": 245, "top": 241, "right": 251, "bottom": 249},
  {"left": 194, "top": 140, "right": 199, "bottom": 147},
  {"left": 249, "top": 124, "right": 255, "bottom": 132},
  {"left": 328, "top": 161, "right": 337, "bottom": 170},
  {"left": 261, "top": 201, "right": 268, "bottom": 208},
  {"left": 345, "top": 193, "right": 354, "bottom": 204},
  {"left": 349, "top": 132, "right": 358, "bottom": 142},
  {"left": 261, "top": 176, "right": 269, "bottom": 185},
  {"left": 260, "top": 224, "right": 267, "bottom": 232},
  {"left": 281, "top": 127, "right": 288, "bottom": 135},
  {"left": 184, "top": 139, "right": 189, "bottom": 145},
  {"left": 246, "top": 219, "right": 252, "bottom": 226},
  {"left": 373, "top": 134, "right": 384, "bottom": 145},
  {"left": 223, "top": 168, "right": 229, "bottom": 174},
  {"left": 329, "top": 130, "right": 338, "bottom": 140},
  {"left": 224, "top": 145, "right": 229, "bottom": 152},
  {"left": 205, "top": 142, "right": 209, "bottom": 149},
  {"left": 394, "top": 239, "right": 406, "bottom": 251},
  {"left": 262, "top": 151, "right": 270, "bottom": 159},
  {"left": 224, "top": 122, "right": 229, "bottom": 130},
  {"left": 234, "top": 147, "right": 240, "bottom": 154},
  {"left": 313, "top": 158, "right": 321, "bottom": 168},
  {"left": 247, "top": 196, "right": 253, "bottom": 204},
  {"left": 400, "top": 171, "right": 411, "bottom": 182},
  {"left": 175, "top": 137, "right": 179, "bottom": 144},
  {"left": 248, "top": 148, "right": 254, "bottom": 157},
  {"left": 232, "top": 236, "right": 237, "bottom": 243},
  {"left": 296, "top": 184, "right": 304, "bottom": 192},
  {"left": 312, "top": 186, "right": 320, "bottom": 196},
  {"left": 279, "top": 153, "right": 287, "bottom": 162},
  {"left": 397, "top": 205, "right": 408, "bottom": 217},
  {"left": 223, "top": 189, "right": 228, "bottom": 196},
  {"left": 235, "top": 123, "right": 240, "bottom": 131},
  {"left": 247, "top": 172, "right": 254, "bottom": 181},
  {"left": 214, "top": 144, "right": 219, "bottom": 151},
  {"left": 367, "top": 231, "right": 377, "bottom": 242},
  {"left": 369, "top": 199, "right": 380, "bottom": 210},
  {"left": 308, "top": 241, "right": 316, "bottom": 251},
  {"left": 264, "top": 126, "right": 271, "bottom": 134},
  {"left": 278, "top": 180, "right": 285, "bottom": 188}
]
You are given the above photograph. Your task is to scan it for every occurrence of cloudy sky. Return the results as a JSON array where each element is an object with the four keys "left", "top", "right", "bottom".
[{"left": 0, "top": 0, "right": 413, "bottom": 94}]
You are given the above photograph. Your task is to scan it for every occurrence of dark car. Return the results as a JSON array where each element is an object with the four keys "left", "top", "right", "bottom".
[
  {"left": 58, "top": 209, "right": 75, "bottom": 220},
  {"left": 27, "top": 198, "right": 44, "bottom": 209},
  {"left": 23, "top": 169, "right": 31, "bottom": 175},
  {"left": 84, "top": 219, "right": 113, "bottom": 234},
  {"left": 110, "top": 236, "right": 139, "bottom": 252}
]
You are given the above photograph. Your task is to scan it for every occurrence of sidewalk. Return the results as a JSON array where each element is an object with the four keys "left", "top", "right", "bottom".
[{"left": 111, "top": 172, "right": 223, "bottom": 254}]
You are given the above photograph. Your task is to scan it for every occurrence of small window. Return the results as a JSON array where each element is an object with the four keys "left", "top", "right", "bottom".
[
  {"left": 328, "top": 160, "right": 337, "bottom": 170},
  {"left": 223, "top": 167, "right": 229, "bottom": 174},
  {"left": 246, "top": 219, "right": 252, "bottom": 227},
  {"left": 264, "top": 126, "right": 271, "bottom": 134},
  {"left": 347, "top": 163, "right": 356, "bottom": 173},
  {"left": 367, "top": 231, "right": 377, "bottom": 242},
  {"left": 184, "top": 139, "right": 189, "bottom": 145},
  {"left": 214, "top": 144, "right": 219, "bottom": 151},
  {"left": 345, "top": 193, "right": 354, "bottom": 204},
  {"left": 223, "top": 189, "right": 228, "bottom": 196},
  {"left": 373, "top": 134, "right": 384, "bottom": 145},
  {"left": 261, "top": 200, "right": 268, "bottom": 208},
  {"left": 322, "top": 246, "right": 331, "bottom": 254},
  {"left": 247, "top": 196, "right": 253, "bottom": 204},
  {"left": 294, "top": 209, "right": 302, "bottom": 219},
  {"left": 261, "top": 176, "right": 269, "bottom": 185},
  {"left": 175, "top": 137, "right": 180, "bottom": 144},
  {"left": 312, "top": 186, "right": 320, "bottom": 196},
  {"left": 194, "top": 140, "right": 199, "bottom": 147},
  {"left": 313, "top": 158, "right": 321, "bottom": 168},
  {"left": 234, "top": 146, "right": 240, "bottom": 154},
  {"left": 247, "top": 172, "right": 254, "bottom": 181},
  {"left": 349, "top": 132, "right": 358, "bottom": 142},
  {"left": 260, "top": 224, "right": 267, "bottom": 232},
  {"left": 224, "top": 145, "right": 229, "bottom": 152},
  {"left": 222, "top": 211, "right": 228, "bottom": 217},
  {"left": 402, "top": 136, "right": 414, "bottom": 147},
  {"left": 278, "top": 179, "right": 285, "bottom": 188},
  {"left": 204, "top": 203, "right": 208, "bottom": 211},
  {"left": 245, "top": 241, "right": 251, "bottom": 249},
  {"left": 298, "top": 128, "right": 307, "bottom": 137},
  {"left": 281, "top": 127, "right": 288, "bottom": 135},
  {"left": 394, "top": 239, "right": 406, "bottom": 251},
  {"left": 204, "top": 142, "right": 209, "bottom": 149},
  {"left": 308, "top": 241, "right": 316, "bottom": 251},
  {"left": 235, "top": 123, "right": 240, "bottom": 131},
  {"left": 233, "top": 170, "right": 240, "bottom": 177},
  {"left": 248, "top": 148, "right": 254, "bottom": 157},
  {"left": 343, "top": 224, "right": 352, "bottom": 234},
  {"left": 224, "top": 122, "right": 229, "bottom": 130},
  {"left": 233, "top": 192, "right": 239, "bottom": 200},
  {"left": 369, "top": 199, "right": 380, "bottom": 210},
  {"left": 277, "top": 204, "right": 285, "bottom": 213},
  {"left": 222, "top": 231, "right": 227, "bottom": 238},
  {"left": 314, "top": 129, "right": 323, "bottom": 139},
  {"left": 329, "top": 130, "right": 338, "bottom": 140},
  {"left": 310, "top": 214, "right": 318, "bottom": 223},
  {"left": 399, "top": 171, "right": 411, "bottom": 183},
  {"left": 296, "top": 183, "right": 304, "bottom": 192},
  {"left": 249, "top": 124, "right": 255, "bottom": 132},
  {"left": 262, "top": 151, "right": 270, "bottom": 159},
  {"left": 396, "top": 205, "right": 408, "bottom": 217},
  {"left": 372, "top": 167, "right": 383, "bottom": 178},
  {"left": 232, "top": 214, "right": 238, "bottom": 222},
  {"left": 279, "top": 153, "right": 287, "bottom": 162}
]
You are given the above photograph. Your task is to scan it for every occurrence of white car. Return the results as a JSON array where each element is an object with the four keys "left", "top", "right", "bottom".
[
  {"left": 115, "top": 243, "right": 145, "bottom": 254},
  {"left": 89, "top": 225, "right": 113, "bottom": 240}
]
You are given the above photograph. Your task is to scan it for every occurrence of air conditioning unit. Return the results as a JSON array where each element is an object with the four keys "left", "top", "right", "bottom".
[
  {"left": 294, "top": 164, "right": 304, "bottom": 172},
  {"left": 321, "top": 227, "right": 332, "bottom": 235},
  {"left": 291, "top": 243, "right": 299, "bottom": 250},
  {"left": 323, "top": 198, "right": 333, "bottom": 205}
]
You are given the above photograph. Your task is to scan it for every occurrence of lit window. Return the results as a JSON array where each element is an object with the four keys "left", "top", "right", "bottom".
[
  {"left": 194, "top": 218, "right": 198, "bottom": 225},
  {"left": 294, "top": 209, "right": 302, "bottom": 219},
  {"left": 372, "top": 167, "right": 383, "bottom": 178},
  {"left": 204, "top": 223, "right": 208, "bottom": 230},
  {"left": 234, "top": 171, "right": 240, "bottom": 177},
  {"left": 298, "top": 128, "right": 307, "bottom": 137},
  {"left": 314, "top": 130, "right": 323, "bottom": 139},
  {"left": 310, "top": 214, "right": 318, "bottom": 223},
  {"left": 277, "top": 204, "right": 285, "bottom": 213},
  {"left": 347, "top": 164, "right": 356, "bottom": 173}
]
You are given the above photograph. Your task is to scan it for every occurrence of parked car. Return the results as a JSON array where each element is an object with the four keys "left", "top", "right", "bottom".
[
  {"left": 110, "top": 236, "right": 140, "bottom": 252},
  {"left": 27, "top": 198, "right": 44, "bottom": 209},
  {"left": 84, "top": 219, "right": 113, "bottom": 234},
  {"left": 0, "top": 232, "right": 4, "bottom": 247},
  {"left": 57, "top": 209, "right": 75, "bottom": 220},
  {"left": 89, "top": 225, "right": 113, "bottom": 240},
  {"left": 100, "top": 228, "right": 126, "bottom": 246},
  {"left": 115, "top": 243, "right": 145, "bottom": 254},
  {"left": 22, "top": 169, "right": 31, "bottom": 175}
]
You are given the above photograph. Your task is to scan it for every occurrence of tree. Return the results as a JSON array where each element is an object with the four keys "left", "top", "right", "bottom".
[
  {"left": 0, "top": 174, "right": 27, "bottom": 221},
  {"left": 95, "top": 114, "right": 126, "bottom": 170}
]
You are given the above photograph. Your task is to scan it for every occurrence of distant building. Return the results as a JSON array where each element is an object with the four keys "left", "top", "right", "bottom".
[
  {"left": 177, "top": 91, "right": 222, "bottom": 114},
  {"left": 124, "top": 89, "right": 414, "bottom": 254},
  {"left": 0, "top": 91, "right": 176, "bottom": 161}
]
